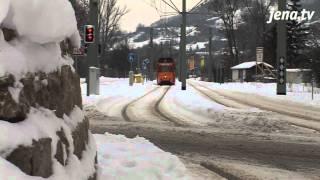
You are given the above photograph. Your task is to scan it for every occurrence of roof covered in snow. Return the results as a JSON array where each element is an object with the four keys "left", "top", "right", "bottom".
[
  {"left": 231, "top": 61, "right": 274, "bottom": 70},
  {"left": 286, "top": 69, "right": 311, "bottom": 72}
]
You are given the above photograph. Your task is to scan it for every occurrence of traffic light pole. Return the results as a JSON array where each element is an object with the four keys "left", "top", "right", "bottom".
[
  {"left": 277, "top": 0, "right": 287, "bottom": 95},
  {"left": 181, "top": 0, "right": 187, "bottom": 90},
  {"left": 86, "top": 0, "right": 99, "bottom": 96}
]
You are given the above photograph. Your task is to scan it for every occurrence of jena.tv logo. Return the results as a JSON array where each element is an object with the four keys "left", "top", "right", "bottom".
[{"left": 267, "top": 9, "right": 315, "bottom": 23}]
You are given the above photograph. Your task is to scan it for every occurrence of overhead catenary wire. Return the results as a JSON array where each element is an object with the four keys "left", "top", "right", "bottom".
[
  {"left": 160, "top": 0, "right": 180, "bottom": 13},
  {"left": 188, "top": 0, "right": 206, "bottom": 13},
  {"left": 168, "top": 0, "right": 180, "bottom": 12}
]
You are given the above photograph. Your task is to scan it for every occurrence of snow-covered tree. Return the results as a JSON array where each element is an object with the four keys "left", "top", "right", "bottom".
[{"left": 287, "top": 0, "right": 310, "bottom": 68}]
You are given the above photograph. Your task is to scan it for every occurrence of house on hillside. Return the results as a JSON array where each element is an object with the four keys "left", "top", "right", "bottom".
[{"left": 231, "top": 61, "right": 275, "bottom": 82}]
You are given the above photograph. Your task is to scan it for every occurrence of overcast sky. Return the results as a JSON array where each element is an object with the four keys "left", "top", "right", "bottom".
[{"left": 118, "top": 0, "right": 201, "bottom": 32}]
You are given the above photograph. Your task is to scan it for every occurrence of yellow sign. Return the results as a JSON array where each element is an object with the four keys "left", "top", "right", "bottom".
[{"left": 200, "top": 56, "right": 205, "bottom": 69}]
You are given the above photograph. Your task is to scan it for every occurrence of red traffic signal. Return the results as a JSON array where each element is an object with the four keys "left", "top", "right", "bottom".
[{"left": 84, "top": 25, "right": 95, "bottom": 43}]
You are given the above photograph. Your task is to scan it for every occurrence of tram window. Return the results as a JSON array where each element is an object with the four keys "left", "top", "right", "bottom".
[{"left": 159, "top": 66, "right": 172, "bottom": 72}]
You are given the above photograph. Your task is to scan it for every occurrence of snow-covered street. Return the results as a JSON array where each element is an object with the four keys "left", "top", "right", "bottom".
[
  {"left": 1, "top": 0, "right": 319, "bottom": 179},
  {"left": 84, "top": 77, "right": 320, "bottom": 179}
]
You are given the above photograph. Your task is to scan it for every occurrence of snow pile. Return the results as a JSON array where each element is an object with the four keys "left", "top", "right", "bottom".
[
  {"left": 0, "top": 107, "right": 97, "bottom": 180},
  {"left": 0, "top": 0, "right": 10, "bottom": 23},
  {"left": 166, "top": 81, "right": 226, "bottom": 112},
  {"left": 82, "top": 77, "right": 155, "bottom": 106},
  {"left": 161, "top": 82, "right": 226, "bottom": 126},
  {"left": 1, "top": 0, "right": 78, "bottom": 44},
  {"left": 0, "top": 156, "right": 43, "bottom": 180},
  {"left": 0, "top": 32, "right": 26, "bottom": 77},
  {"left": 95, "top": 133, "right": 189, "bottom": 180},
  {"left": 0, "top": 0, "right": 80, "bottom": 78}
]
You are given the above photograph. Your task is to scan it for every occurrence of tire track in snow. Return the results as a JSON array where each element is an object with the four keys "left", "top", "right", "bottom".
[
  {"left": 154, "top": 86, "right": 188, "bottom": 127},
  {"left": 122, "top": 86, "right": 186, "bottom": 126},
  {"left": 200, "top": 162, "right": 242, "bottom": 180},
  {"left": 188, "top": 81, "right": 251, "bottom": 109},
  {"left": 190, "top": 80, "right": 320, "bottom": 132},
  {"left": 121, "top": 86, "right": 161, "bottom": 122}
]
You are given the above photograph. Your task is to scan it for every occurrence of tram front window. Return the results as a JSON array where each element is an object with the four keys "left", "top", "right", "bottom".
[{"left": 159, "top": 66, "right": 172, "bottom": 72}]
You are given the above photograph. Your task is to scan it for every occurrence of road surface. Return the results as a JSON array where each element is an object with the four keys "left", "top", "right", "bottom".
[{"left": 86, "top": 79, "right": 320, "bottom": 179}]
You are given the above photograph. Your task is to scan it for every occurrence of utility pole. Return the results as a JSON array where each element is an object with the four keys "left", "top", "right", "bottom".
[
  {"left": 160, "top": 42, "right": 164, "bottom": 57},
  {"left": 208, "top": 27, "right": 213, "bottom": 82},
  {"left": 277, "top": 0, "right": 287, "bottom": 95},
  {"left": 149, "top": 27, "right": 154, "bottom": 81},
  {"left": 169, "top": 40, "right": 173, "bottom": 57},
  {"left": 311, "top": 59, "right": 314, "bottom": 100},
  {"left": 220, "top": 63, "right": 223, "bottom": 83},
  {"left": 178, "top": 24, "right": 183, "bottom": 81},
  {"left": 181, "top": 0, "right": 187, "bottom": 90},
  {"left": 86, "top": 0, "right": 100, "bottom": 96}
]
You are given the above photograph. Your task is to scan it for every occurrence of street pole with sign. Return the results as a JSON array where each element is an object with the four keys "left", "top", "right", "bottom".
[
  {"left": 256, "top": 47, "right": 263, "bottom": 80},
  {"left": 128, "top": 53, "right": 136, "bottom": 86},
  {"left": 128, "top": 53, "right": 135, "bottom": 71},
  {"left": 142, "top": 58, "right": 150, "bottom": 81}
]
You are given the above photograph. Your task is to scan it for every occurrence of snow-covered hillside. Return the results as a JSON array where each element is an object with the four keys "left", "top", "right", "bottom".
[{"left": 126, "top": 0, "right": 320, "bottom": 54}]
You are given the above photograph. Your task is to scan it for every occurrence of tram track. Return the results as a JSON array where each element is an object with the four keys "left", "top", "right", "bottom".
[
  {"left": 188, "top": 81, "right": 249, "bottom": 109},
  {"left": 200, "top": 161, "right": 242, "bottom": 180},
  {"left": 121, "top": 86, "right": 187, "bottom": 127},
  {"left": 189, "top": 80, "right": 320, "bottom": 132},
  {"left": 154, "top": 86, "right": 188, "bottom": 127},
  {"left": 121, "top": 86, "right": 161, "bottom": 122}
]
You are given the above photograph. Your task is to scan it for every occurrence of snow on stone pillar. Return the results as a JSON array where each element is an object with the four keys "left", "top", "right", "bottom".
[{"left": 0, "top": 0, "right": 97, "bottom": 179}]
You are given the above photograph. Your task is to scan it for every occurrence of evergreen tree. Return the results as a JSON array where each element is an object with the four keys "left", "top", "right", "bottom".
[{"left": 287, "top": 0, "right": 310, "bottom": 68}]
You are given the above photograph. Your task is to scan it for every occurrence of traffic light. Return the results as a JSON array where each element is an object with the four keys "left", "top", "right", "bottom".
[
  {"left": 84, "top": 25, "right": 95, "bottom": 43},
  {"left": 278, "top": 57, "right": 286, "bottom": 85}
]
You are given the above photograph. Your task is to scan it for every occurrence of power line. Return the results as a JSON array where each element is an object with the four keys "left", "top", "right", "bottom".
[
  {"left": 168, "top": 0, "right": 180, "bottom": 12},
  {"left": 189, "top": 0, "right": 206, "bottom": 13},
  {"left": 147, "top": 0, "right": 178, "bottom": 18},
  {"left": 160, "top": 0, "right": 180, "bottom": 13}
]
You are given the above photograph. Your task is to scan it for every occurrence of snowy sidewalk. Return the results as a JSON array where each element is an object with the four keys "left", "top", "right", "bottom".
[{"left": 95, "top": 133, "right": 190, "bottom": 180}]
